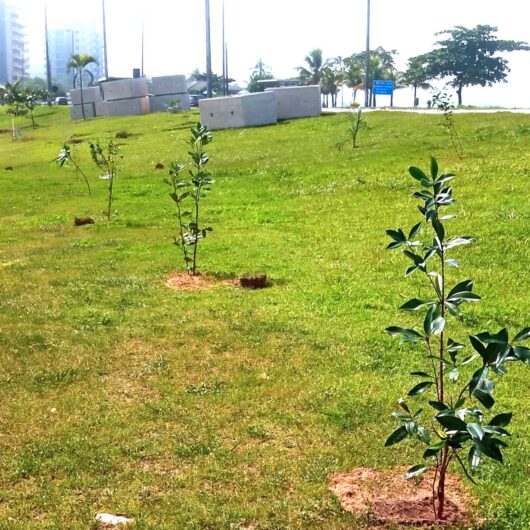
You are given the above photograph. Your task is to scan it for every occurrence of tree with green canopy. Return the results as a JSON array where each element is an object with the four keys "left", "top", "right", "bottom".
[{"left": 419, "top": 25, "right": 529, "bottom": 106}]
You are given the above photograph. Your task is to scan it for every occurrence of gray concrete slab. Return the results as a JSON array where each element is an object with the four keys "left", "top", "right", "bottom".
[
  {"left": 149, "top": 93, "right": 191, "bottom": 112},
  {"left": 70, "top": 86, "right": 102, "bottom": 105},
  {"left": 265, "top": 85, "right": 321, "bottom": 119},
  {"left": 199, "top": 93, "right": 277, "bottom": 130},
  {"left": 70, "top": 103, "right": 96, "bottom": 120},
  {"left": 149, "top": 75, "right": 187, "bottom": 96},
  {"left": 101, "top": 79, "right": 148, "bottom": 101},
  {"left": 102, "top": 97, "right": 150, "bottom": 116}
]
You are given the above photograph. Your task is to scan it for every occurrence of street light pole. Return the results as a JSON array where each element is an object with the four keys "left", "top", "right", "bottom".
[
  {"left": 364, "top": 0, "right": 371, "bottom": 107},
  {"left": 205, "top": 0, "right": 212, "bottom": 98},
  {"left": 102, "top": 0, "right": 109, "bottom": 79},
  {"left": 44, "top": 4, "right": 52, "bottom": 99}
]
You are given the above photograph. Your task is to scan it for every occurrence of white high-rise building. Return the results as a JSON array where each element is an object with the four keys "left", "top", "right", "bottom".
[
  {"left": 0, "top": 0, "right": 26, "bottom": 85},
  {"left": 48, "top": 20, "right": 104, "bottom": 91}
]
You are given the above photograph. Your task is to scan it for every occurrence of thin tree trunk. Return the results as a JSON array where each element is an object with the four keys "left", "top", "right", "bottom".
[
  {"left": 80, "top": 70, "right": 85, "bottom": 120},
  {"left": 413, "top": 85, "right": 417, "bottom": 107},
  {"left": 457, "top": 85, "right": 462, "bottom": 106}
]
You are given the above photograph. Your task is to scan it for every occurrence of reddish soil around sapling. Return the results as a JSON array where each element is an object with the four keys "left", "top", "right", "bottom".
[
  {"left": 329, "top": 467, "right": 478, "bottom": 528},
  {"left": 165, "top": 272, "right": 271, "bottom": 291}
]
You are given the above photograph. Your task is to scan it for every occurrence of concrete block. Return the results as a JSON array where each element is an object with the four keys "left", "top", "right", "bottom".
[
  {"left": 70, "top": 86, "right": 102, "bottom": 105},
  {"left": 101, "top": 78, "right": 148, "bottom": 101},
  {"left": 149, "top": 75, "right": 187, "bottom": 96},
  {"left": 149, "top": 93, "right": 191, "bottom": 112},
  {"left": 94, "top": 100, "right": 109, "bottom": 116},
  {"left": 70, "top": 103, "right": 96, "bottom": 120},
  {"left": 103, "top": 96, "right": 150, "bottom": 116},
  {"left": 265, "top": 85, "right": 321, "bottom": 119},
  {"left": 240, "top": 92, "right": 277, "bottom": 126},
  {"left": 199, "top": 92, "right": 277, "bottom": 130}
]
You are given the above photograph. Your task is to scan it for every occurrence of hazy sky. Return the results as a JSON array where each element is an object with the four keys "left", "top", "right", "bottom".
[{"left": 19, "top": 0, "right": 530, "bottom": 107}]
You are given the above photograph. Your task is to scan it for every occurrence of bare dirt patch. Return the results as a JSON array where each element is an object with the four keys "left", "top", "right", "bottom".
[
  {"left": 330, "top": 466, "right": 477, "bottom": 528},
  {"left": 165, "top": 272, "right": 225, "bottom": 291}
]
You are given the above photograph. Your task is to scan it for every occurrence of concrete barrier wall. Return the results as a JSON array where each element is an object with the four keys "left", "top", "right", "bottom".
[
  {"left": 241, "top": 92, "right": 277, "bottom": 126},
  {"left": 265, "top": 85, "right": 321, "bottom": 120},
  {"left": 101, "top": 79, "right": 148, "bottom": 101},
  {"left": 149, "top": 93, "right": 191, "bottom": 112},
  {"left": 149, "top": 75, "right": 187, "bottom": 96},
  {"left": 101, "top": 96, "right": 150, "bottom": 116},
  {"left": 199, "top": 93, "right": 277, "bottom": 130},
  {"left": 94, "top": 100, "right": 109, "bottom": 116},
  {"left": 70, "top": 103, "right": 96, "bottom": 120},
  {"left": 70, "top": 86, "right": 102, "bottom": 105}
]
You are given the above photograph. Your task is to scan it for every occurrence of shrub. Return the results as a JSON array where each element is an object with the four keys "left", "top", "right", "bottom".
[{"left": 384, "top": 157, "right": 529, "bottom": 520}]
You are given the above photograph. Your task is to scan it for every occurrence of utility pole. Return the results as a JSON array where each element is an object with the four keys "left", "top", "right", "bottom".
[
  {"left": 141, "top": 19, "right": 144, "bottom": 77},
  {"left": 44, "top": 4, "right": 52, "bottom": 99},
  {"left": 102, "top": 0, "right": 109, "bottom": 78},
  {"left": 364, "top": 0, "right": 371, "bottom": 107},
  {"left": 205, "top": 0, "right": 212, "bottom": 98},
  {"left": 225, "top": 43, "right": 229, "bottom": 95},
  {"left": 221, "top": 0, "right": 226, "bottom": 95}
]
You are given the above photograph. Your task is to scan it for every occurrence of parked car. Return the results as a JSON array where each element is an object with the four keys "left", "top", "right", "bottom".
[
  {"left": 190, "top": 94, "right": 206, "bottom": 107},
  {"left": 54, "top": 97, "right": 68, "bottom": 106}
]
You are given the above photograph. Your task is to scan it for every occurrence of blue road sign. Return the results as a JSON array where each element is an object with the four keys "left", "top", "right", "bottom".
[{"left": 372, "top": 80, "right": 395, "bottom": 95}]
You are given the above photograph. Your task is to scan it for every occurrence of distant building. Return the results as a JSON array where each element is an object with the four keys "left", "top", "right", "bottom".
[
  {"left": 48, "top": 21, "right": 104, "bottom": 91},
  {"left": 0, "top": 0, "right": 26, "bottom": 85}
]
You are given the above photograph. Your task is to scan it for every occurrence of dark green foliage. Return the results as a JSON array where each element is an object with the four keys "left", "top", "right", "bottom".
[
  {"left": 384, "top": 157, "right": 529, "bottom": 520},
  {"left": 89, "top": 139, "right": 122, "bottom": 219},
  {"left": 165, "top": 123, "right": 214, "bottom": 275}
]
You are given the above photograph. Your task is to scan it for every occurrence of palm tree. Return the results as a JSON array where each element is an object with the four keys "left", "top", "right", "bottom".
[
  {"left": 343, "top": 54, "right": 364, "bottom": 103},
  {"left": 67, "top": 54, "right": 97, "bottom": 119},
  {"left": 400, "top": 55, "right": 432, "bottom": 107},
  {"left": 320, "top": 64, "right": 343, "bottom": 107},
  {"left": 297, "top": 49, "right": 331, "bottom": 86}
]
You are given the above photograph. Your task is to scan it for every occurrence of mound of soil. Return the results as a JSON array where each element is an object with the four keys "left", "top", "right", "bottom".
[
  {"left": 329, "top": 467, "right": 477, "bottom": 528},
  {"left": 165, "top": 272, "right": 220, "bottom": 291}
]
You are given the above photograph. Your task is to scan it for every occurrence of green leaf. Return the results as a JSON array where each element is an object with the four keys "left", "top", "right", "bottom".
[
  {"left": 430, "top": 157, "right": 438, "bottom": 179},
  {"left": 431, "top": 316, "right": 445, "bottom": 335},
  {"left": 432, "top": 217, "right": 445, "bottom": 242},
  {"left": 424, "top": 440, "right": 447, "bottom": 458},
  {"left": 476, "top": 438, "right": 503, "bottom": 464},
  {"left": 488, "top": 413, "right": 512, "bottom": 428},
  {"left": 436, "top": 415, "right": 467, "bottom": 432},
  {"left": 448, "top": 291, "right": 481, "bottom": 303},
  {"left": 408, "top": 381, "right": 433, "bottom": 396},
  {"left": 473, "top": 388, "right": 495, "bottom": 409},
  {"left": 468, "top": 446, "right": 481, "bottom": 470},
  {"left": 514, "top": 346, "right": 530, "bottom": 364},
  {"left": 428, "top": 401, "right": 448, "bottom": 411},
  {"left": 416, "top": 426, "right": 430, "bottom": 444},
  {"left": 408, "top": 222, "right": 422, "bottom": 240},
  {"left": 410, "top": 371, "right": 432, "bottom": 378},
  {"left": 399, "top": 299, "right": 435, "bottom": 311},
  {"left": 448, "top": 279, "right": 473, "bottom": 298},
  {"left": 514, "top": 328, "right": 530, "bottom": 342},
  {"left": 384, "top": 326, "right": 424, "bottom": 343},
  {"left": 467, "top": 423, "right": 485, "bottom": 441},
  {"left": 445, "top": 236, "right": 474, "bottom": 249},
  {"left": 409, "top": 166, "right": 428, "bottom": 182},
  {"left": 385, "top": 425, "right": 408, "bottom": 447},
  {"left": 449, "top": 367, "right": 459, "bottom": 382},
  {"left": 445, "top": 258, "right": 460, "bottom": 267},
  {"left": 405, "top": 464, "right": 429, "bottom": 479}
]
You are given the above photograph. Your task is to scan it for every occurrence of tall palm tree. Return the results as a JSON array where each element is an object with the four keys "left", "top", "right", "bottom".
[
  {"left": 320, "top": 64, "right": 343, "bottom": 107},
  {"left": 297, "top": 49, "right": 330, "bottom": 86},
  {"left": 343, "top": 54, "right": 364, "bottom": 103},
  {"left": 67, "top": 54, "right": 97, "bottom": 119}
]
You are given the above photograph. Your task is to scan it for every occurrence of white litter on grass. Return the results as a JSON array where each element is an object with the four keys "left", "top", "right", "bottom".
[
  {"left": 95, "top": 513, "right": 133, "bottom": 525},
  {"left": 99, "top": 173, "right": 112, "bottom": 180}
]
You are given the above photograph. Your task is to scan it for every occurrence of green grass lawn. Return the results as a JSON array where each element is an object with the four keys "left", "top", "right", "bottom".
[{"left": 0, "top": 106, "right": 529, "bottom": 529}]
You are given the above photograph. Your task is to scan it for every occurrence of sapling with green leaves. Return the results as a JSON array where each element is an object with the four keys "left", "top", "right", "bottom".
[
  {"left": 57, "top": 142, "right": 91, "bottom": 195},
  {"left": 336, "top": 107, "right": 366, "bottom": 150},
  {"left": 432, "top": 91, "right": 463, "bottom": 159},
  {"left": 164, "top": 123, "right": 214, "bottom": 275},
  {"left": 384, "top": 157, "right": 529, "bottom": 521},
  {"left": 89, "top": 139, "right": 122, "bottom": 220}
]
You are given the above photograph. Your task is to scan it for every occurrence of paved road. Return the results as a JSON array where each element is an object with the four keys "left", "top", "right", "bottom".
[{"left": 323, "top": 107, "right": 530, "bottom": 114}]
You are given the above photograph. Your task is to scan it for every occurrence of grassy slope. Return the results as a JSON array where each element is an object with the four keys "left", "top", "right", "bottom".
[{"left": 0, "top": 107, "right": 529, "bottom": 529}]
